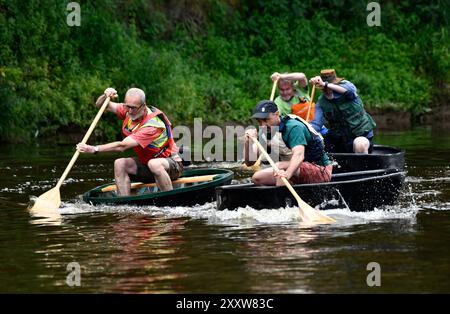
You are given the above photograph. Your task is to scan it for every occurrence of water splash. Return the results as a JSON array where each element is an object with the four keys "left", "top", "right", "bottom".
[
  {"left": 57, "top": 197, "right": 423, "bottom": 229},
  {"left": 325, "top": 205, "right": 419, "bottom": 225},
  {"left": 209, "top": 206, "right": 301, "bottom": 225}
]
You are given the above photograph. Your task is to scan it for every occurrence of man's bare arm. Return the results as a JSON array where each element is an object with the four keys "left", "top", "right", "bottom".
[
  {"left": 95, "top": 87, "right": 121, "bottom": 114},
  {"left": 77, "top": 136, "right": 139, "bottom": 154},
  {"left": 271, "top": 72, "right": 308, "bottom": 87}
]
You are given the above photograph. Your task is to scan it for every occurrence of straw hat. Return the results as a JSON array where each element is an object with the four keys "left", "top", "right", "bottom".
[{"left": 320, "top": 69, "right": 344, "bottom": 84}]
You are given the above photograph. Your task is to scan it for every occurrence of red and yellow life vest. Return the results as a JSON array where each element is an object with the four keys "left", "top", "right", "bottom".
[{"left": 122, "top": 106, "right": 177, "bottom": 164}]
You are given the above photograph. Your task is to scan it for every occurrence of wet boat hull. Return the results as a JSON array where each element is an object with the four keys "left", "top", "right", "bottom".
[
  {"left": 216, "top": 168, "right": 406, "bottom": 212},
  {"left": 83, "top": 168, "right": 234, "bottom": 206}
]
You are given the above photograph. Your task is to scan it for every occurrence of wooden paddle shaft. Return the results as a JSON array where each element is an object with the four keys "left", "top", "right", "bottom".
[
  {"left": 305, "top": 84, "right": 315, "bottom": 122},
  {"left": 251, "top": 137, "right": 310, "bottom": 209},
  {"left": 241, "top": 79, "right": 278, "bottom": 171},
  {"left": 251, "top": 137, "right": 336, "bottom": 223},
  {"left": 270, "top": 79, "right": 278, "bottom": 101},
  {"left": 252, "top": 147, "right": 302, "bottom": 206},
  {"left": 251, "top": 137, "right": 297, "bottom": 191},
  {"left": 101, "top": 174, "right": 217, "bottom": 192},
  {"left": 250, "top": 80, "right": 277, "bottom": 166},
  {"left": 55, "top": 97, "right": 111, "bottom": 189}
]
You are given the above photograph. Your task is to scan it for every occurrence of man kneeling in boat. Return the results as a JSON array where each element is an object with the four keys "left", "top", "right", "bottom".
[
  {"left": 244, "top": 100, "right": 333, "bottom": 185},
  {"left": 76, "top": 87, "right": 183, "bottom": 195}
]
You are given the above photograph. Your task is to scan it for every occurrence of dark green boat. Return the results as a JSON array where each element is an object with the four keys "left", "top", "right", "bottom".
[{"left": 83, "top": 168, "right": 233, "bottom": 206}]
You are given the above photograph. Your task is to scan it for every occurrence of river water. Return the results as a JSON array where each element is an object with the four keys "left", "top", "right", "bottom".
[{"left": 0, "top": 126, "right": 449, "bottom": 293}]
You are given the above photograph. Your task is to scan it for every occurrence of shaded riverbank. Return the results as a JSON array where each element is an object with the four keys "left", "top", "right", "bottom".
[
  {"left": 23, "top": 104, "right": 450, "bottom": 147},
  {"left": 370, "top": 104, "right": 450, "bottom": 130}
]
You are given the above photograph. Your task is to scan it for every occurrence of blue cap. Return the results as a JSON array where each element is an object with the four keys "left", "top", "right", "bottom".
[{"left": 251, "top": 100, "right": 278, "bottom": 119}]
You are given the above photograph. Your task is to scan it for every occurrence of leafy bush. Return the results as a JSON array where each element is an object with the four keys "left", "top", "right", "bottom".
[{"left": 0, "top": 0, "right": 448, "bottom": 143}]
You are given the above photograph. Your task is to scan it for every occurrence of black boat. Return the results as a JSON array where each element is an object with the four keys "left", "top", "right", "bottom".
[
  {"left": 83, "top": 168, "right": 233, "bottom": 206},
  {"left": 329, "top": 145, "right": 405, "bottom": 173},
  {"left": 216, "top": 168, "right": 406, "bottom": 212},
  {"left": 258, "top": 145, "right": 404, "bottom": 173}
]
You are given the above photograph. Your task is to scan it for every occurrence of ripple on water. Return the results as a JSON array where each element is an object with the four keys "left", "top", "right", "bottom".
[{"left": 406, "top": 176, "right": 450, "bottom": 183}]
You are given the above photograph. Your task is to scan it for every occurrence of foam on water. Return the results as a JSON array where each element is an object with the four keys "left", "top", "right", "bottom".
[
  {"left": 209, "top": 206, "right": 302, "bottom": 225},
  {"left": 324, "top": 205, "right": 419, "bottom": 226},
  {"left": 24, "top": 168, "right": 443, "bottom": 227},
  {"left": 58, "top": 197, "right": 422, "bottom": 228}
]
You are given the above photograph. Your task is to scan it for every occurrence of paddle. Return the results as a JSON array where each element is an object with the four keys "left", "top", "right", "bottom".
[
  {"left": 250, "top": 137, "right": 336, "bottom": 224},
  {"left": 241, "top": 154, "right": 262, "bottom": 171},
  {"left": 29, "top": 96, "right": 111, "bottom": 218},
  {"left": 242, "top": 79, "right": 279, "bottom": 171},
  {"left": 101, "top": 174, "right": 217, "bottom": 192},
  {"left": 269, "top": 78, "right": 278, "bottom": 101},
  {"left": 305, "top": 84, "right": 315, "bottom": 122}
]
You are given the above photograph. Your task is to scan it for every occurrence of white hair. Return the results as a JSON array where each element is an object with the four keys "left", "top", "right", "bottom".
[{"left": 125, "top": 88, "right": 146, "bottom": 105}]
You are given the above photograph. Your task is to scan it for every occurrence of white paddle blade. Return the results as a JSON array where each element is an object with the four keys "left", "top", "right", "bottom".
[
  {"left": 29, "top": 187, "right": 62, "bottom": 219},
  {"left": 297, "top": 198, "right": 336, "bottom": 224}
]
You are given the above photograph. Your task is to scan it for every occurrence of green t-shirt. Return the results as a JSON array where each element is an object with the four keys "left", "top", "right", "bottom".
[
  {"left": 281, "top": 119, "right": 331, "bottom": 166},
  {"left": 274, "top": 85, "right": 310, "bottom": 116}
]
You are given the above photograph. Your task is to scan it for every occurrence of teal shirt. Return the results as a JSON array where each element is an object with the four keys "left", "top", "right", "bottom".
[{"left": 281, "top": 119, "right": 331, "bottom": 166}]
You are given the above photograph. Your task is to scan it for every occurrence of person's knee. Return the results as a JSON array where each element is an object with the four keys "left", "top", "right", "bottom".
[
  {"left": 252, "top": 172, "right": 264, "bottom": 185},
  {"left": 114, "top": 158, "right": 127, "bottom": 173},
  {"left": 252, "top": 171, "right": 271, "bottom": 185},
  {"left": 147, "top": 159, "right": 166, "bottom": 175},
  {"left": 353, "top": 137, "right": 370, "bottom": 153}
]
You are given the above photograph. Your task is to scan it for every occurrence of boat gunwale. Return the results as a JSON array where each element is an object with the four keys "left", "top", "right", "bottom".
[
  {"left": 217, "top": 169, "right": 406, "bottom": 191},
  {"left": 84, "top": 168, "right": 234, "bottom": 203},
  {"left": 330, "top": 145, "right": 404, "bottom": 157}
]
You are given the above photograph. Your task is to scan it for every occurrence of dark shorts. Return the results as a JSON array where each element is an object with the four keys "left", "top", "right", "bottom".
[
  {"left": 324, "top": 134, "right": 374, "bottom": 154},
  {"left": 129, "top": 157, "right": 184, "bottom": 183}
]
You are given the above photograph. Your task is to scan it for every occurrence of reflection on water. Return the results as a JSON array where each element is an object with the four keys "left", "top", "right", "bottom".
[
  {"left": 83, "top": 215, "right": 188, "bottom": 293},
  {"left": 0, "top": 126, "right": 449, "bottom": 293}
]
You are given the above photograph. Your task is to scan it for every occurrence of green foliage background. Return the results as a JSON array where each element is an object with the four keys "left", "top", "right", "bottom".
[{"left": 0, "top": 0, "right": 448, "bottom": 143}]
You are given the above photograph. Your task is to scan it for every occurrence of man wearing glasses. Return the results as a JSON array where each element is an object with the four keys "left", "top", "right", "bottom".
[{"left": 77, "top": 87, "right": 183, "bottom": 195}]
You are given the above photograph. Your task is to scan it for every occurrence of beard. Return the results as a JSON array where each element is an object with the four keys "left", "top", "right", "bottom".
[
  {"left": 281, "top": 94, "right": 294, "bottom": 102},
  {"left": 129, "top": 110, "right": 145, "bottom": 121}
]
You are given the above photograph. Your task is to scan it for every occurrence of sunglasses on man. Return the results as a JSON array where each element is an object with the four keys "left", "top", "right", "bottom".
[{"left": 124, "top": 103, "right": 144, "bottom": 110}]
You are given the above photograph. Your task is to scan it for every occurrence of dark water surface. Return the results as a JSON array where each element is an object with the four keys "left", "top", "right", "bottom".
[{"left": 0, "top": 126, "right": 449, "bottom": 293}]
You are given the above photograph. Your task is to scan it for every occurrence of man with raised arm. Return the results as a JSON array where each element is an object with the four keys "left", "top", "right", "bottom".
[{"left": 76, "top": 87, "right": 183, "bottom": 195}]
